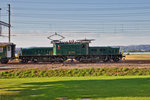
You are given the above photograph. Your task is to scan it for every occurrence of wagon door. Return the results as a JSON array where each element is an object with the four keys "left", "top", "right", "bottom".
[{"left": 7, "top": 46, "right": 11, "bottom": 58}]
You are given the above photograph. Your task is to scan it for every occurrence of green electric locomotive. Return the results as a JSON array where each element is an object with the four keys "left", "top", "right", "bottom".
[{"left": 19, "top": 39, "right": 123, "bottom": 63}]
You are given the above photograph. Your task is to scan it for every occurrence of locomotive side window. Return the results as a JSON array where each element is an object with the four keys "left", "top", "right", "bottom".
[
  {"left": 112, "top": 50, "right": 114, "bottom": 53},
  {"left": 99, "top": 49, "right": 105, "bottom": 52},
  {"left": 91, "top": 49, "right": 97, "bottom": 52},
  {"left": 0, "top": 47, "right": 3, "bottom": 53}
]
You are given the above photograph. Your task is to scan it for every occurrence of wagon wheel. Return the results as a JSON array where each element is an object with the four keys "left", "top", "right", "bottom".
[
  {"left": 103, "top": 59, "right": 109, "bottom": 62},
  {"left": 1, "top": 59, "right": 9, "bottom": 64},
  {"left": 103, "top": 57, "right": 110, "bottom": 62}
]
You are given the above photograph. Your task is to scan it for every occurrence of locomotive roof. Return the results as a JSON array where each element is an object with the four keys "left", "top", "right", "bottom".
[
  {"left": 51, "top": 39, "right": 91, "bottom": 44},
  {"left": 0, "top": 42, "right": 16, "bottom": 46},
  {"left": 54, "top": 41, "right": 88, "bottom": 44}
]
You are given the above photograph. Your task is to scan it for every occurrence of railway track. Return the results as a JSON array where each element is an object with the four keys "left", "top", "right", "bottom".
[
  {"left": 6, "top": 60, "right": 150, "bottom": 64},
  {"left": 0, "top": 60, "right": 150, "bottom": 71}
]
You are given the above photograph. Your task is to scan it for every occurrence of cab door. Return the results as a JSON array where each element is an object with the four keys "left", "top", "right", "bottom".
[
  {"left": 7, "top": 46, "right": 11, "bottom": 58},
  {"left": 0, "top": 47, "right": 4, "bottom": 58}
]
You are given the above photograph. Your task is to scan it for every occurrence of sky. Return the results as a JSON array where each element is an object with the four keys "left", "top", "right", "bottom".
[{"left": 0, "top": 0, "right": 150, "bottom": 47}]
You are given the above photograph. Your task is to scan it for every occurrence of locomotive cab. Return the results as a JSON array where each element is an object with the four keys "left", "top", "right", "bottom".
[{"left": 0, "top": 43, "right": 16, "bottom": 64}]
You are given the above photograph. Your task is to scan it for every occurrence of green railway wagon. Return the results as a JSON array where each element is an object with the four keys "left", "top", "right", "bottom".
[
  {"left": 53, "top": 42, "right": 89, "bottom": 55},
  {"left": 0, "top": 43, "right": 16, "bottom": 64},
  {"left": 20, "top": 47, "right": 53, "bottom": 63},
  {"left": 21, "top": 47, "right": 53, "bottom": 56},
  {"left": 89, "top": 47, "right": 120, "bottom": 55}
]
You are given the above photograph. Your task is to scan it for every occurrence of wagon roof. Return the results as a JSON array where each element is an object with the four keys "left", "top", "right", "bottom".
[{"left": 0, "top": 42, "right": 15, "bottom": 46}]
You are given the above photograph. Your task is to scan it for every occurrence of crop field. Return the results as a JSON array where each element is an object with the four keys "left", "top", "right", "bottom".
[
  {"left": 0, "top": 76, "right": 150, "bottom": 100},
  {"left": 125, "top": 54, "right": 150, "bottom": 60}
]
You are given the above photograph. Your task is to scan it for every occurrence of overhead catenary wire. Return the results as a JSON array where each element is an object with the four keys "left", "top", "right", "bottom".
[{"left": 1, "top": 0, "right": 150, "bottom": 37}]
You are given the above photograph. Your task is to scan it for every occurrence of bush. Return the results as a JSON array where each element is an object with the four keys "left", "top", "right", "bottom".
[
  {"left": 99, "top": 68, "right": 104, "bottom": 72},
  {"left": 0, "top": 67, "right": 150, "bottom": 78},
  {"left": 113, "top": 68, "right": 118, "bottom": 72},
  {"left": 132, "top": 69, "right": 137, "bottom": 73},
  {"left": 136, "top": 72, "right": 142, "bottom": 76},
  {"left": 122, "top": 68, "right": 129, "bottom": 71}
]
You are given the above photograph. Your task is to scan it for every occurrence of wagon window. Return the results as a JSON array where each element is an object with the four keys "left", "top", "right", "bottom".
[
  {"left": 8, "top": 46, "right": 11, "bottom": 51},
  {"left": 109, "top": 50, "right": 112, "bottom": 53},
  {"left": 0, "top": 47, "right": 3, "bottom": 53},
  {"left": 99, "top": 49, "right": 103, "bottom": 51}
]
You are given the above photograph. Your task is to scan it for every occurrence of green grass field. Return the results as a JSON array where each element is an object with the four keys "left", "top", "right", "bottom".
[
  {"left": 0, "top": 76, "right": 150, "bottom": 100},
  {"left": 125, "top": 54, "right": 150, "bottom": 60}
]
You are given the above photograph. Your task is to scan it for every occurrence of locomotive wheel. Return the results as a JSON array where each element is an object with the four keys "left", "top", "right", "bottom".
[
  {"left": 57, "top": 57, "right": 66, "bottom": 63},
  {"left": 32, "top": 58, "right": 38, "bottom": 63},
  {"left": 103, "top": 58, "right": 110, "bottom": 62},
  {"left": 77, "top": 57, "right": 88, "bottom": 63},
  {"left": 79, "top": 59, "right": 88, "bottom": 63},
  {"left": 21, "top": 59, "right": 29, "bottom": 64},
  {"left": 59, "top": 60, "right": 64, "bottom": 63},
  {"left": 0, "top": 59, "right": 9, "bottom": 64},
  {"left": 113, "top": 57, "right": 120, "bottom": 62},
  {"left": 58, "top": 58, "right": 65, "bottom": 63}
]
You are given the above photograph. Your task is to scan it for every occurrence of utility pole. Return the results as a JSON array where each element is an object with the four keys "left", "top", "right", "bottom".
[
  {"left": 8, "top": 4, "right": 11, "bottom": 43},
  {"left": 0, "top": 8, "right": 2, "bottom": 36}
]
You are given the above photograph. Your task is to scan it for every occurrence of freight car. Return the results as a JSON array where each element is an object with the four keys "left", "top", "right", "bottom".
[{"left": 18, "top": 39, "right": 123, "bottom": 63}]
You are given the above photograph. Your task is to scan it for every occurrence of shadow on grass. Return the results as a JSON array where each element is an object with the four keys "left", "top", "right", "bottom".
[{"left": 1, "top": 77, "right": 150, "bottom": 100}]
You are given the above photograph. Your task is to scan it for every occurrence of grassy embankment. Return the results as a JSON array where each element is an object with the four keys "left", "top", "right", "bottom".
[
  {"left": 1, "top": 76, "right": 150, "bottom": 100},
  {"left": 125, "top": 54, "right": 150, "bottom": 60},
  {"left": 1, "top": 55, "right": 150, "bottom": 100},
  {"left": 1, "top": 67, "right": 150, "bottom": 78}
]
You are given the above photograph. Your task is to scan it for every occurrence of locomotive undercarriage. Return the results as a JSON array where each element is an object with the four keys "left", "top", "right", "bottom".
[{"left": 19, "top": 54, "right": 123, "bottom": 63}]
